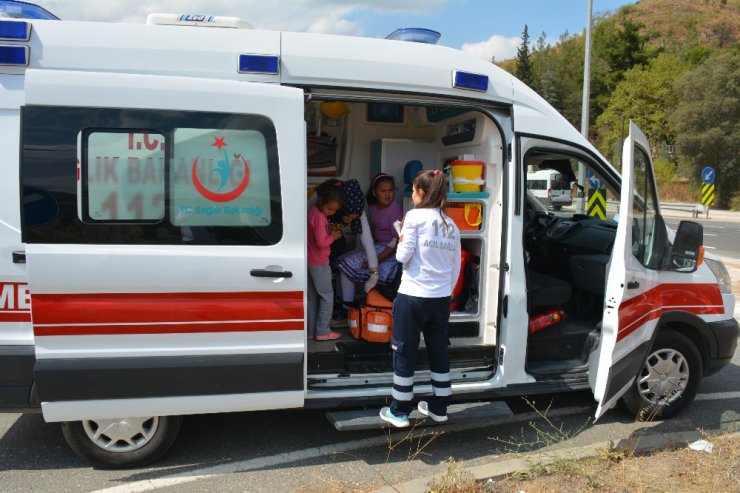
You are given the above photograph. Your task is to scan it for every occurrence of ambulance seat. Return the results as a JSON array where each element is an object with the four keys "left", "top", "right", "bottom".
[{"left": 527, "top": 270, "right": 572, "bottom": 309}]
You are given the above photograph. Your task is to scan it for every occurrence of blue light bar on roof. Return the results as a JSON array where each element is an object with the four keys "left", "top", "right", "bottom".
[
  {"left": 0, "top": 44, "right": 28, "bottom": 66},
  {"left": 0, "top": 19, "right": 31, "bottom": 40},
  {"left": 386, "top": 28, "right": 441, "bottom": 44},
  {"left": 453, "top": 70, "right": 489, "bottom": 92},
  {"left": 238, "top": 54, "right": 279, "bottom": 75}
]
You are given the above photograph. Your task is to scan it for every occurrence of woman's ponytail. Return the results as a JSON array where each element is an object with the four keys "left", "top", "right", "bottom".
[{"left": 413, "top": 169, "right": 448, "bottom": 211}]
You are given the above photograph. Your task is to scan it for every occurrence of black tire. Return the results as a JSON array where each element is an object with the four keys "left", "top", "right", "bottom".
[
  {"left": 61, "top": 415, "right": 182, "bottom": 468},
  {"left": 552, "top": 205, "right": 562, "bottom": 211},
  {"left": 622, "top": 331, "right": 702, "bottom": 420}
]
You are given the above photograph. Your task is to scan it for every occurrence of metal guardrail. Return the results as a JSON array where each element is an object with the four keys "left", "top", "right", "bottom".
[
  {"left": 660, "top": 202, "right": 709, "bottom": 218},
  {"left": 603, "top": 200, "right": 707, "bottom": 218}
]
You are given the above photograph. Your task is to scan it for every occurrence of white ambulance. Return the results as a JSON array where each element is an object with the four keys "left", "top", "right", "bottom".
[{"left": 0, "top": 13, "right": 737, "bottom": 468}]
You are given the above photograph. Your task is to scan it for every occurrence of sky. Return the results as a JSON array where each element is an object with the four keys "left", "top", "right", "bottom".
[{"left": 33, "top": 0, "right": 636, "bottom": 62}]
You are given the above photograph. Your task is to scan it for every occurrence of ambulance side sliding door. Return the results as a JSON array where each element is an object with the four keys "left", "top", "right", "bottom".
[{"left": 21, "top": 69, "right": 307, "bottom": 422}]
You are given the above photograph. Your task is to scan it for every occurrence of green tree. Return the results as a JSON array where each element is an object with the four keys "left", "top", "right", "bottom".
[
  {"left": 595, "top": 53, "right": 687, "bottom": 163},
  {"left": 594, "top": 14, "right": 651, "bottom": 75},
  {"left": 530, "top": 32, "right": 559, "bottom": 103},
  {"left": 534, "top": 31, "right": 548, "bottom": 53},
  {"left": 515, "top": 24, "right": 534, "bottom": 87},
  {"left": 531, "top": 30, "right": 584, "bottom": 127},
  {"left": 670, "top": 51, "right": 739, "bottom": 208},
  {"left": 591, "top": 14, "right": 654, "bottom": 124},
  {"left": 553, "top": 33, "right": 585, "bottom": 126}
]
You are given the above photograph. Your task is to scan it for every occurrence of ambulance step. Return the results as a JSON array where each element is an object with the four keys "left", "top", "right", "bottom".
[{"left": 327, "top": 401, "right": 513, "bottom": 431}]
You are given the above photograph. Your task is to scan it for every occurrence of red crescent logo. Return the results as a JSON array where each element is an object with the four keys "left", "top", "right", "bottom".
[{"left": 191, "top": 155, "right": 250, "bottom": 203}]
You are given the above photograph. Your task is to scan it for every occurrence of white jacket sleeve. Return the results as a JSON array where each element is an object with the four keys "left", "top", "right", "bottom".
[
  {"left": 395, "top": 212, "right": 417, "bottom": 265},
  {"left": 359, "top": 213, "right": 378, "bottom": 269}
]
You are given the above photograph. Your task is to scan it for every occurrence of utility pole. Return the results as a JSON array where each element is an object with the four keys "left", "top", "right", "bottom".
[{"left": 577, "top": 0, "right": 593, "bottom": 214}]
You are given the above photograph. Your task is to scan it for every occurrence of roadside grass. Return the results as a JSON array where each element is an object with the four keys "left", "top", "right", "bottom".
[
  {"left": 484, "top": 431, "right": 739, "bottom": 493},
  {"left": 296, "top": 431, "right": 738, "bottom": 492},
  {"left": 427, "top": 459, "right": 486, "bottom": 493},
  {"left": 429, "top": 397, "right": 738, "bottom": 492},
  {"left": 428, "top": 396, "right": 739, "bottom": 493},
  {"left": 297, "top": 397, "right": 739, "bottom": 492}
]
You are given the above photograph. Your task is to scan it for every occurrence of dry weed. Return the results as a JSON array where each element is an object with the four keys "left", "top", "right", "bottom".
[
  {"left": 427, "top": 458, "right": 485, "bottom": 493},
  {"left": 488, "top": 397, "right": 591, "bottom": 454},
  {"left": 486, "top": 431, "right": 739, "bottom": 493},
  {"left": 660, "top": 181, "right": 697, "bottom": 203}
]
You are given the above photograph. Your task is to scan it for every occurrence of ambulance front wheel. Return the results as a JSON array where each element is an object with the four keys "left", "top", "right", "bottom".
[
  {"left": 61, "top": 415, "right": 183, "bottom": 468},
  {"left": 622, "top": 331, "right": 702, "bottom": 420}
]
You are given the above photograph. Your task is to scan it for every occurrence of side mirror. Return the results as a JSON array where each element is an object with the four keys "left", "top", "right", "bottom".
[{"left": 671, "top": 220, "right": 703, "bottom": 272}]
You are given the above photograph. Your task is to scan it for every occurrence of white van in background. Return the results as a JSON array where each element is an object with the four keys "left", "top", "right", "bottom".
[
  {"left": 526, "top": 169, "right": 573, "bottom": 210},
  {"left": 0, "top": 13, "right": 737, "bottom": 468}
]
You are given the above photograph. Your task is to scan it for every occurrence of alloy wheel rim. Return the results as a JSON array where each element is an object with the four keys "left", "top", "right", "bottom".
[
  {"left": 82, "top": 417, "right": 159, "bottom": 453},
  {"left": 636, "top": 348, "right": 689, "bottom": 406}
]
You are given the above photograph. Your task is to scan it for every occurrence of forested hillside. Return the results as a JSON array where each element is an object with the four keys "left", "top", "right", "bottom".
[{"left": 498, "top": 0, "right": 739, "bottom": 208}]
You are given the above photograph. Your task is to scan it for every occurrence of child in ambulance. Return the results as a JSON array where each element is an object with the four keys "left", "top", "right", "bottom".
[
  {"left": 307, "top": 180, "right": 345, "bottom": 341},
  {"left": 308, "top": 179, "right": 379, "bottom": 324},
  {"left": 379, "top": 169, "right": 462, "bottom": 428}
]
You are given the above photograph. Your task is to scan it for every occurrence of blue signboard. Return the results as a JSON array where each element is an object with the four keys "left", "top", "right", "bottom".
[
  {"left": 587, "top": 169, "right": 602, "bottom": 189},
  {"left": 701, "top": 166, "right": 715, "bottom": 185}
]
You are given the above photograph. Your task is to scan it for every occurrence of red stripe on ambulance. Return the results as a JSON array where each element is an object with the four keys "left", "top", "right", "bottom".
[
  {"left": 617, "top": 283, "right": 724, "bottom": 342},
  {"left": 34, "top": 320, "right": 304, "bottom": 336},
  {"left": 33, "top": 291, "right": 304, "bottom": 336},
  {"left": 0, "top": 282, "right": 32, "bottom": 323}
]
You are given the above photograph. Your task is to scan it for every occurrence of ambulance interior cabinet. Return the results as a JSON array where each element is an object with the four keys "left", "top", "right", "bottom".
[{"left": 370, "top": 139, "right": 437, "bottom": 196}]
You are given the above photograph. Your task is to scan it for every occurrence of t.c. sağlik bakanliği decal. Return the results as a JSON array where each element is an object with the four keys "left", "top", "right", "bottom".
[{"left": 191, "top": 136, "right": 250, "bottom": 202}]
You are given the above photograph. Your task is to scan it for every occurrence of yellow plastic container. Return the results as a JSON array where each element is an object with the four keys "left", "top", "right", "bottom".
[{"left": 450, "top": 160, "right": 484, "bottom": 192}]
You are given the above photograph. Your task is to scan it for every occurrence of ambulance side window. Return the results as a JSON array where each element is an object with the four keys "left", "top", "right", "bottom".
[
  {"left": 22, "top": 106, "right": 283, "bottom": 246},
  {"left": 632, "top": 145, "right": 660, "bottom": 268},
  {"left": 83, "top": 131, "right": 166, "bottom": 222}
]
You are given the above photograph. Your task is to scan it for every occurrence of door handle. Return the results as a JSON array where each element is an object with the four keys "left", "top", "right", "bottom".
[
  {"left": 627, "top": 281, "right": 640, "bottom": 289},
  {"left": 12, "top": 251, "right": 26, "bottom": 264},
  {"left": 250, "top": 269, "right": 293, "bottom": 279}
]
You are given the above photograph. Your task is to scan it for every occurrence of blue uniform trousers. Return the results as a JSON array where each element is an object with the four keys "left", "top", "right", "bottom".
[{"left": 389, "top": 293, "right": 452, "bottom": 418}]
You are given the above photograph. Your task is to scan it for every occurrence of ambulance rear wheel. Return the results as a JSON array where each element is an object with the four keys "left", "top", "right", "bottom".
[
  {"left": 61, "top": 415, "right": 182, "bottom": 468},
  {"left": 622, "top": 331, "right": 702, "bottom": 420}
]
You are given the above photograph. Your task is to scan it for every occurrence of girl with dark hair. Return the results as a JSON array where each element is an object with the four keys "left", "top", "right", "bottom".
[
  {"left": 379, "top": 169, "right": 461, "bottom": 428},
  {"left": 307, "top": 179, "right": 345, "bottom": 341},
  {"left": 332, "top": 173, "right": 402, "bottom": 324}
]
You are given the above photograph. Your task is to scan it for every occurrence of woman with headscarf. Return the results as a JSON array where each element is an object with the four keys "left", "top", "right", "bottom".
[{"left": 332, "top": 173, "right": 402, "bottom": 326}]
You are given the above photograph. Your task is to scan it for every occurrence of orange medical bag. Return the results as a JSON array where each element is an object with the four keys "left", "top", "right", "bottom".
[{"left": 348, "top": 289, "right": 393, "bottom": 343}]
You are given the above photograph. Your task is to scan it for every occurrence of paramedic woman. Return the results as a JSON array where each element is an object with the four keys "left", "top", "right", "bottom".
[{"left": 379, "top": 169, "right": 461, "bottom": 428}]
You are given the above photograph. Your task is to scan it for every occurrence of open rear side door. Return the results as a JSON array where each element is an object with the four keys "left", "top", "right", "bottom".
[
  {"left": 22, "top": 69, "right": 307, "bottom": 422},
  {"left": 589, "top": 121, "right": 668, "bottom": 419}
]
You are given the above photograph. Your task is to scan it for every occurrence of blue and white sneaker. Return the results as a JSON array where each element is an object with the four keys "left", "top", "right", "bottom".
[
  {"left": 417, "top": 401, "right": 448, "bottom": 422},
  {"left": 379, "top": 406, "right": 410, "bottom": 428}
]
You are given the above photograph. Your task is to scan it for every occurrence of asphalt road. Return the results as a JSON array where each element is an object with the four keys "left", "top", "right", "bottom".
[
  {"left": 0, "top": 346, "right": 737, "bottom": 492},
  {"left": 663, "top": 216, "right": 740, "bottom": 263},
  {"left": 1, "top": 210, "right": 737, "bottom": 492}
]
